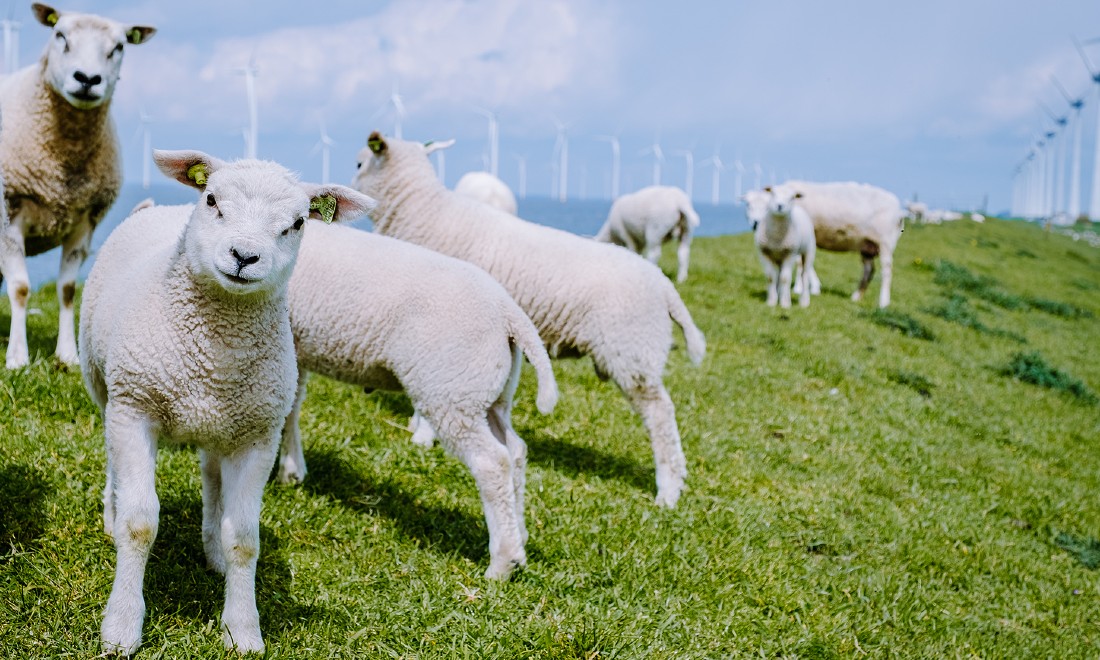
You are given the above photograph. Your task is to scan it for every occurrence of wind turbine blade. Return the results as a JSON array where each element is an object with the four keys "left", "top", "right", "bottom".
[
  {"left": 1074, "top": 35, "right": 1098, "bottom": 76},
  {"left": 1051, "top": 76, "right": 1075, "bottom": 104}
]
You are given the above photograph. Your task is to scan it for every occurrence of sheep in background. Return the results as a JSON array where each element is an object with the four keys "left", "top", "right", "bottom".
[
  {"left": 742, "top": 189, "right": 770, "bottom": 231},
  {"left": 906, "top": 201, "right": 927, "bottom": 223},
  {"left": 755, "top": 185, "right": 816, "bottom": 308},
  {"left": 354, "top": 132, "right": 706, "bottom": 508},
  {"left": 80, "top": 150, "right": 374, "bottom": 654},
  {"left": 595, "top": 185, "right": 700, "bottom": 283},
  {"left": 0, "top": 3, "right": 155, "bottom": 369},
  {"left": 281, "top": 222, "right": 558, "bottom": 579},
  {"left": 454, "top": 171, "right": 518, "bottom": 214}
]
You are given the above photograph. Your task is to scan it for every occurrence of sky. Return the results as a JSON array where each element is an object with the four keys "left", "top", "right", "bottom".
[{"left": 9, "top": 0, "right": 1100, "bottom": 213}]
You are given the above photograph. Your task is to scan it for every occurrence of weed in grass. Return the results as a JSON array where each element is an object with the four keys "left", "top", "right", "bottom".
[
  {"left": 934, "top": 260, "right": 1091, "bottom": 319},
  {"left": 887, "top": 370, "right": 934, "bottom": 398},
  {"left": 1072, "top": 278, "right": 1098, "bottom": 291},
  {"left": 1054, "top": 531, "right": 1100, "bottom": 570},
  {"left": 1025, "top": 297, "right": 1093, "bottom": 319},
  {"left": 999, "top": 351, "right": 1098, "bottom": 404},
  {"left": 925, "top": 294, "right": 1027, "bottom": 343},
  {"left": 862, "top": 308, "right": 936, "bottom": 340},
  {"left": 1015, "top": 248, "right": 1037, "bottom": 259}
]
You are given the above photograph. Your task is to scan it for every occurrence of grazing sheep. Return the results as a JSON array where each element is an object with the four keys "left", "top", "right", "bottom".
[
  {"left": 454, "top": 171, "right": 518, "bottom": 214},
  {"left": 754, "top": 185, "right": 816, "bottom": 308},
  {"left": 781, "top": 180, "right": 905, "bottom": 308},
  {"left": 280, "top": 222, "right": 558, "bottom": 579},
  {"left": 595, "top": 185, "right": 700, "bottom": 283},
  {"left": 905, "top": 201, "right": 927, "bottom": 222},
  {"left": 354, "top": 132, "right": 706, "bottom": 508},
  {"left": 79, "top": 149, "right": 373, "bottom": 655},
  {"left": 0, "top": 3, "right": 155, "bottom": 369}
]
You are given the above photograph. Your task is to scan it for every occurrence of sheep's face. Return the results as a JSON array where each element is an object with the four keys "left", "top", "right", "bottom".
[
  {"left": 352, "top": 131, "right": 454, "bottom": 198},
  {"left": 742, "top": 190, "right": 770, "bottom": 228},
  {"left": 764, "top": 185, "right": 802, "bottom": 218},
  {"left": 33, "top": 3, "right": 155, "bottom": 110}
]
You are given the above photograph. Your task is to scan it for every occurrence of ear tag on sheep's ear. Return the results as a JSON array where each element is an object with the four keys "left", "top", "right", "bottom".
[
  {"left": 46, "top": 11, "right": 59, "bottom": 26},
  {"left": 186, "top": 163, "right": 208, "bottom": 186},
  {"left": 311, "top": 194, "right": 337, "bottom": 224},
  {"left": 128, "top": 28, "right": 143, "bottom": 44},
  {"left": 367, "top": 133, "right": 386, "bottom": 155}
]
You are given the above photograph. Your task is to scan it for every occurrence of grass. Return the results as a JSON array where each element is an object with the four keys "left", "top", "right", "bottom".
[
  {"left": 2, "top": 217, "right": 1100, "bottom": 657},
  {"left": 999, "top": 351, "right": 1098, "bottom": 405}
]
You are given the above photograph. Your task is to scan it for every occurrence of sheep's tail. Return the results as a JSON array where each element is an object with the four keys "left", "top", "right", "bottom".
[
  {"left": 505, "top": 304, "right": 559, "bottom": 414},
  {"left": 665, "top": 283, "right": 706, "bottom": 365},
  {"left": 682, "top": 203, "right": 701, "bottom": 230}
]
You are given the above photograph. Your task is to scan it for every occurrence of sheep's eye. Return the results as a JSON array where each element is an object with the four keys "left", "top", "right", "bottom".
[
  {"left": 55, "top": 33, "right": 69, "bottom": 51},
  {"left": 110, "top": 42, "right": 123, "bottom": 57},
  {"left": 206, "top": 193, "right": 216, "bottom": 207},
  {"left": 293, "top": 217, "right": 305, "bottom": 231},
  {"left": 356, "top": 161, "right": 362, "bottom": 170}
]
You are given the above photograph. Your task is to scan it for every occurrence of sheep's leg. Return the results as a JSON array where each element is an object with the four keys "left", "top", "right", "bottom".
[
  {"left": 408, "top": 409, "right": 437, "bottom": 448},
  {"left": 100, "top": 408, "right": 159, "bottom": 656},
  {"left": 0, "top": 216, "right": 30, "bottom": 369},
  {"left": 625, "top": 380, "right": 686, "bottom": 508},
  {"left": 643, "top": 242, "right": 662, "bottom": 264},
  {"left": 808, "top": 262, "right": 822, "bottom": 295},
  {"left": 877, "top": 247, "right": 894, "bottom": 308},
  {"left": 55, "top": 220, "right": 92, "bottom": 365},
  {"left": 217, "top": 440, "right": 279, "bottom": 653},
  {"left": 778, "top": 257, "right": 795, "bottom": 309},
  {"left": 675, "top": 232, "right": 692, "bottom": 283},
  {"left": 277, "top": 370, "right": 310, "bottom": 483},
  {"left": 759, "top": 255, "right": 779, "bottom": 306},
  {"left": 853, "top": 255, "right": 875, "bottom": 302},
  {"left": 799, "top": 249, "right": 815, "bottom": 308},
  {"left": 103, "top": 451, "right": 116, "bottom": 537},
  {"left": 793, "top": 260, "right": 804, "bottom": 295},
  {"left": 491, "top": 400, "right": 529, "bottom": 546},
  {"left": 200, "top": 449, "right": 226, "bottom": 574}
]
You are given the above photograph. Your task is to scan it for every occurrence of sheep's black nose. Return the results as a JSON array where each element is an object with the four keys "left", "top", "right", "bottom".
[
  {"left": 231, "top": 248, "right": 260, "bottom": 268},
  {"left": 73, "top": 71, "right": 102, "bottom": 86}
]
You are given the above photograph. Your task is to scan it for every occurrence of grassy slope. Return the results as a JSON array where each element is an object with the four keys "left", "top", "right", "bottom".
[{"left": 1, "top": 218, "right": 1099, "bottom": 658}]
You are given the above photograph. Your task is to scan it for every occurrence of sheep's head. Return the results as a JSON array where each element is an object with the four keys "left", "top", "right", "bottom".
[
  {"left": 742, "top": 189, "right": 770, "bottom": 229},
  {"left": 33, "top": 3, "right": 155, "bottom": 109},
  {"left": 154, "top": 150, "right": 376, "bottom": 298},
  {"left": 352, "top": 131, "right": 454, "bottom": 197},
  {"left": 764, "top": 185, "right": 802, "bottom": 218}
]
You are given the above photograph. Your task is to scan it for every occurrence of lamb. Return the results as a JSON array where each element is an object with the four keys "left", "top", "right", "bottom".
[
  {"left": 742, "top": 189, "right": 770, "bottom": 230},
  {"left": 454, "top": 171, "right": 518, "bottom": 214},
  {"left": 754, "top": 185, "right": 816, "bottom": 308},
  {"left": 780, "top": 180, "right": 905, "bottom": 308},
  {"left": 354, "top": 132, "right": 706, "bottom": 508},
  {"left": 280, "top": 222, "right": 558, "bottom": 579},
  {"left": 0, "top": 3, "right": 155, "bottom": 369},
  {"left": 595, "top": 185, "right": 700, "bottom": 283},
  {"left": 79, "top": 149, "right": 373, "bottom": 654}
]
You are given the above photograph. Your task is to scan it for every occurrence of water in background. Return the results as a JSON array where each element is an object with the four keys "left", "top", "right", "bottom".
[{"left": 15, "top": 183, "right": 751, "bottom": 290}]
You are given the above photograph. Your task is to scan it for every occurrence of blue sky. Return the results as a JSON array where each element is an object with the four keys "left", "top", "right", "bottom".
[{"left": 12, "top": 0, "right": 1100, "bottom": 212}]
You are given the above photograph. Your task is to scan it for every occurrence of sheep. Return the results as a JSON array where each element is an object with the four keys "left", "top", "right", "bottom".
[
  {"left": 905, "top": 201, "right": 927, "bottom": 223},
  {"left": 595, "top": 185, "right": 700, "bottom": 283},
  {"left": 454, "top": 171, "right": 518, "bottom": 214},
  {"left": 79, "top": 149, "right": 374, "bottom": 655},
  {"left": 742, "top": 189, "right": 770, "bottom": 231},
  {"left": 354, "top": 132, "right": 706, "bottom": 508},
  {"left": 780, "top": 180, "right": 905, "bottom": 308},
  {"left": 279, "top": 221, "right": 558, "bottom": 579},
  {"left": 754, "top": 185, "right": 816, "bottom": 308},
  {"left": 0, "top": 3, "right": 155, "bottom": 369}
]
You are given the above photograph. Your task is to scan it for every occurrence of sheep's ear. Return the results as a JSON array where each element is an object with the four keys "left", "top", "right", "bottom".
[
  {"left": 423, "top": 139, "right": 455, "bottom": 155},
  {"left": 793, "top": 192, "right": 803, "bottom": 199},
  {"left": 125, "top": 25, "right": 156, "bottom": 45},
  {"left": 763, "top": 186, "right": 772, "bottom": 193},
  {"left": 300, "top": 183, "right": 377, "bottom": 224},
  {"left": 32, "top": 3, "right": 60, "bottom": 28},
  {"left": 153, "top": 150, "right": 226, "bottom": 190},
  {"left": 367, "top": 131, "right": 388, "bottom": 156}
]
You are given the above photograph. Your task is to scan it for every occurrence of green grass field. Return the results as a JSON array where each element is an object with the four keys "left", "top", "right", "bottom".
[{"left": 2, "top": 218, "right": 1099, "bottom": 658}]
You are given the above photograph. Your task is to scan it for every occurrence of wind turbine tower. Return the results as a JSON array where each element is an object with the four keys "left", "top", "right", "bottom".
[
  {"left": 473, "top": 107, "right": 499, "bottom": 177},
  {"left": 701, "top": 147, "right": 725, "bottom": 205},
  {"left": 1, "top": 12, "right": 19, "bottom": 75},
  {"left": 553, "top": 118, "right": 569, "bottom": 203},
  {"left": 642, "top": 137, "right": 665, "bottom": 186},
  {"left": 1040, "top": 101, "right": 1067, "bottom": 216},
  {"left": 310, "top": 121, "right": 334, "bottom": 184},
  {"left": 236, "top": 56, "right": 259, "bottom": 159},
  {"left": 733, "top": 160, "right": 745, "bottom": 201},
  {"left": 675, "top": 149, "right": 694, "bottom": 199},
  {"left": 1053, "top": 76, "right": 1086, "bottom": 220},
  {"left": 595, "top": 135, "right": 620, "bottom": 200},
  {"left": 1075, "top": 36, "right": 1100, "bottom": 220},
  {"left": 514, "top": 154, "right": 527, "bottom": 199},
  {"left": 435, "top": 149, "right": 446, "bottom": 185},
  {"left": 139, "top": 109, "right": 151, "bottom": 189}
]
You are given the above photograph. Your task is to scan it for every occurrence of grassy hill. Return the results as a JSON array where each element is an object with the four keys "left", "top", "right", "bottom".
[{"left": 2, "top": 217, "right": 1099, "bottom": 657}]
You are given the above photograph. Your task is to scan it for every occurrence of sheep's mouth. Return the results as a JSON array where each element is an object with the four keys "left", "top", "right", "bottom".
[
  {"left": 71, "top": 90, "right": 101, "bottom": 103},
  {"left": 221, "top": 271, "right": 257, "bottom": 285}
]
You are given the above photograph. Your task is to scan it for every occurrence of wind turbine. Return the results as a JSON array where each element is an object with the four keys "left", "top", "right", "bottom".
[
  {"left": 640, "top": 136, "right": 665, "bottom": 186},
  {"left": 1039, "top": 101, "right": 1067, "bottom": 217},
  {"left": 675, "top": 148, "right": 694, "bottom": 199},
  {"left": 372, "top": 82, "right": 406, "bottom": 139},
  {"left": 752, "top": 162, "right": 762, "bottom": 191},
  {"left": 435, "top": 148, "right": 446, "bottom": 185},
  {"left": 236, "top": 55, "right": 259, "bottom": 159},
  {"left": 701, "top": 146, "right": 725, "bottom": 205},
  {"left": 594, "top": 135, "right": 620, "bottom": 200},
  {"left": 473, "top": 106, "right": 499, "bottom": 177},
  {"left": 137, "top": 108, "right": 151, "bottom": 189},
  {"left": 1053, "top": 75, "right": 1086, "bottom": 220},
  {"left": 1075, "top": 36, "right": 1100, "bottom": 220},
  {"left": 733, "top": 160, "right": 745, "bottom": 201},
  {"left": 514, "top": 154, "right": 527, "bottom": 199},
  {"left": 1, "top": 10, "right": 20, "bottom": 75},
  {"left": 552, "top": 118, "right": 570, "bottom": 203},
  {"left": 309, "top": 120, "right": 334, "bottom": 184}
]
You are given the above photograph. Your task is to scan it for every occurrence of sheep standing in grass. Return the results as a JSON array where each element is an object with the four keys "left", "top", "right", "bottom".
[
  {"left": 755, "top": 185, "right": 816, "bottom": 309},
  {"left": 354, "top": 132, "right": 706, "bottom": 508},
  {"left": 454, "top": 171, "right": 518, "bottom": 214},
  {"left": 595, "top": 185, "right": 700, "bottom": 283},
  {"left": 79, "top": 150, "right": 373, "bottom": 655},
  {"left": 742, "top": 189, "right": 769, "bottom": 231},
  {"left": 0, "top": 3, "right": 155, "bottom": 369},
  {"left": 281, "top": 222, "right": 558, "bottom": 579}
]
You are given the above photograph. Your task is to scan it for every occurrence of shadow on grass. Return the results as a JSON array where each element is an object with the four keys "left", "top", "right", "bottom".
[
  {"left": 364, "top": 389, "right": 415, "bottom": 420},
  {"left": 301, "top": 448, "right": 488, "bottom": 564},
  {"left": 520, "top": 428, "right": 655, "bottom": 496},
  {"left": 0, "top": 463, "right": 51, "bottom": 554}
]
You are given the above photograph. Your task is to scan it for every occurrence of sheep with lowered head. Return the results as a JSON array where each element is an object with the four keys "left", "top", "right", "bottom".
[
  {"left": 755, "top": 184, "right": 816, "bottom": 308},
  {"left": 595, "top": 185, "right": 700, "bottom": 283},
  {"left": 0, "top": 3, "right": 155, "bottom": 369},
  {"left": 454, "top": 171, "right": 518, "bottom": 214},
  {"left": 281, "top": 222, "right": 558, "bottom": 579},
  {"left": 354, "top": 132, "right": 706, "bottom": 508},
  {"left": 80, "top": 149, "right": 373, "bottom": 654}
]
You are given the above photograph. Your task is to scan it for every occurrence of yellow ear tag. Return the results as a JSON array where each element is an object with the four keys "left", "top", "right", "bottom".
[
  {"left": 367, "top": 135, "right": 385, "bottom": 155},
  {"left": 186, "top": 163, "right": 208, "bottom": 186},
  {"left": 128, "top": 28, "right": 142, "bottom": 44},
  {"left": 47, "top": 12, "right": 58, "bottom": 26},
  {"left": 310, "top": 194, "right": 337, "bottom": 224}
]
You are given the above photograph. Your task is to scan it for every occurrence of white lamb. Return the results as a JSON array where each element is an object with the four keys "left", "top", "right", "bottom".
[
  {"left": 0, "top": 3, "right": 155, "bottom": 369},
  {"left": 79, "top": 149, "right": 373, "bottom": 655},
  {"left": 354, "top": 132, "right": 706, "bottom": 508},
  {"left": 742, "top": 189, "right": 770, "bottom": 231},
  {"left": 454, "top": 171, "right": 518, "bottom": 214},
  {"left": 781, "top": 180, "right": 905, "bottom": 308},
  {"left": 280, "top": 222, "right": 558, "bottom": 579},
  {"left": 595, "top": 185, "right": 700, "bottom": 283},
  {"left": 754, "top": 185, "right": 816, "bottom": 308}
]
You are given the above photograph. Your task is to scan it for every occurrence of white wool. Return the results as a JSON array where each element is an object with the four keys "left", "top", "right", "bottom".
[
  {"left": 0, "top": 4, "right": 155, "bottom": 369},
  {"left": 754, "top": 184, "right": 817, "bottom": 309},
  {"left": 79, "top": 151, "right": 374, "bottom": 655},
  {"left": 354, "top": 132, "right": 706, "bottom": 508},
  {"left": 454, "top": 171, "right": 518, "bottom": 214},
  {"left": 595, "top": 185, "right": 700, "bottom": 283},
  {"left": 280, "top": 222, "right": 557, "bottom": 579}
]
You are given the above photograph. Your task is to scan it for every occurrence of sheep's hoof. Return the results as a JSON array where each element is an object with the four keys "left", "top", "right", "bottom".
[
  {"left": 5, "top": 352, "right": 29, "bottom": 370},
  {"left": 850, "top": 291, "right": 863, "bottom": 302},
  {"left": 101, "top": 608, "right": 144, "bottom": 657},
  {"left": 222, "top": 622, "right": 264, "bottom": 654},
  {"left": 654, "top": 490, "right": 681, "bottom": 509},
  {"left": 484, "top": 556, "right": 526, "bottom": 580}
]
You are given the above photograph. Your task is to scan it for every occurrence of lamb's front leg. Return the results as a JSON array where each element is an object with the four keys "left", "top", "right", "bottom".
[
  {"left": 100, "top": 407, "right": 159, "bottom": 656},
  {"left": 675, "top": 233, "right": 692, "bottom": 283},
  {"left": 217, "top": 439, "right": 279, "bottom": 653},
  {"left": 759, "top": 255, "right": 779, "bottom": 306},
  {"left": 277, "top": 370, "right": 310, "bottom": 483},
  {"left": 777, "top": 257, "right": 795, "bottom": 309},
  {"left": 0, "top": 216, "right": 30, "bottom": 369},
  {"left": 200, "top": 449, "right": 225, "bottom": 573},
  {"left": 55, "top": 220, "right": 93, "bottom": 365}
]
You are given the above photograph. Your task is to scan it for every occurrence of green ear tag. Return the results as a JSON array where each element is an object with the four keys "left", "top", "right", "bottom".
[
  {"left": 367, "top": 135, "right": 385, "bottom": 155},
  {"left": 310, "top": 194, "right": 337, "bottom": 224},
  {"left": 186, "top": 163, "right": 207, "bottom": 186},
  {"left": 46, "top": 12, "right": 58, "bottom": 26},
  {"left": 128, "top": 28, "right": 142, "bottom": 44}
]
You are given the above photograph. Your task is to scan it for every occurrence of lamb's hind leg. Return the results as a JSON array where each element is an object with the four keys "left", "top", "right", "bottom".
[
  {"left": 0, "top": 216, "right": 30, "bottom": 368},
  {"left": 853, "top": 240, "right": 879, "bottom": 302},
  {"left": 624, "top": 377, "right": 686, "bottom": 508},
  {"left": 55, "top": 220, "right": 93, "bottom": 365},
  {"left": 277, "top": 370, "right": 310, "bottom": 484}
]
